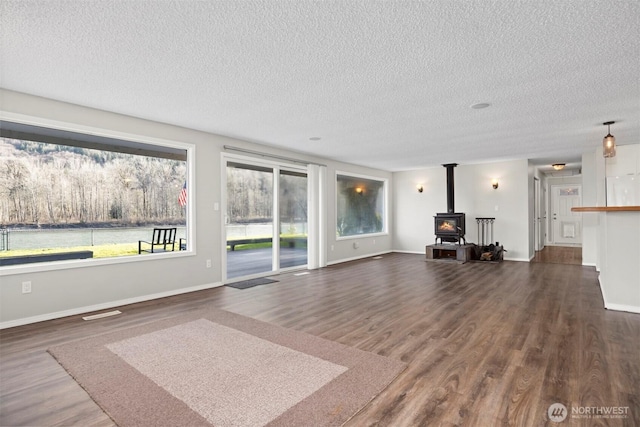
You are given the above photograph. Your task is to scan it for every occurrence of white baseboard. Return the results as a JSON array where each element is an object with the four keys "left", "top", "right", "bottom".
[
  {"left": 505, "top": 257, "right": 530, "bottom": 262},
  {"left": 327, "top": 250, "right": 392, "bottom": 266},
  {"left": 0, "top": 281, "right": 223, "bottom": 330},
  {"left": 392, "top": 250, "right": 425, "bottom": 255},
  {"left": 604, "top": 303, "right": 640, "bottom": 314},
  {"left": 597, "top": 276, "right": 640, "bottom": 314},
  {"left": 598, "top": 275, "right": 608, "bottom": 308}
]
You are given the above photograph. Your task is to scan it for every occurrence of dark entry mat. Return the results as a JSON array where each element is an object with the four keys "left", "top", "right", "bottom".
[{"left": 226, "top": 278, "right": 279, "bottom": 289}]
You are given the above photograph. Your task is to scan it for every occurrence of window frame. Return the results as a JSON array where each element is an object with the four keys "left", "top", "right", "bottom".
[
  {"left": 335, "top": 171, "right": 388, "bottom": 240},
  {"left": 0, "top": 113, "right": 196, "bottom": 276}
]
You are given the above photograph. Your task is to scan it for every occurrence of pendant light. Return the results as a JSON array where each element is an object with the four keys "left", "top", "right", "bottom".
[{"left": 602, "top": 121, "right": 616, "bottom": 158}]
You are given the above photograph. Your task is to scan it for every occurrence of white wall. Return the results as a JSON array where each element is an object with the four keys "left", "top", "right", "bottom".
[
  {"left": 581, "top": 143, "right": 640, "bottom": 313},
  {"left": 581, "top": 150, "right": 598, "bottom": 266},
  {"left": 391, "top": 167, "right": 444, "bottom": 253},
  {"left": 605, "top": 144, "right": 640, "bottom": 206},
  {"left": 393, "top": 159, "right": 530, "bottom": 261},
  {"left": 0, "top": 90, "right": 392, "bottom": 327},
  {"left": 605, "top": 144, "right": 640, "bottom": 177},
  {"left": 598, "top": 211, "right": 640, "bottom": 313},
  {"left": 582, "top": 144, "right": 640, "bottom": 269}
]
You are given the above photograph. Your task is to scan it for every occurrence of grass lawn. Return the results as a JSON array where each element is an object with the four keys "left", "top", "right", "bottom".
[
  {"left": 0, "top": 243, "right": 139, "bottom": 259},
  {"left": 0, "top": 235, "right": 308, "bottom": 259}
]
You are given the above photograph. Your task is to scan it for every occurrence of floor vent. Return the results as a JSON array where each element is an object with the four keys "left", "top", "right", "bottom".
[{"left": 82, "top": 310, "right": 122, "bottom": 321}]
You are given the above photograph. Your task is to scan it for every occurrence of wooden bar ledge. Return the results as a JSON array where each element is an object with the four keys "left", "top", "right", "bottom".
[{"left": 571, "top": 206, "right": 640, "bottom": 212}]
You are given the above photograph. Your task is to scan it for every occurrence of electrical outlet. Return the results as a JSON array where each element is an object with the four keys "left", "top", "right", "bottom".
[
  {"left": 22, "top": 281, "right": 32, "bottom": 294},
  {"left": 206, "top": 259, "right": 212, "bottom": 268}
]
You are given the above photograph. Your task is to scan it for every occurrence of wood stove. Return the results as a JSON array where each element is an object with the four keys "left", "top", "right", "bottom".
[
  {"left": 434, "top": 163, "right": 466, "bottom": 245},
  {"left": 435, "top": 213, "right": 466, "bottom": 244}
]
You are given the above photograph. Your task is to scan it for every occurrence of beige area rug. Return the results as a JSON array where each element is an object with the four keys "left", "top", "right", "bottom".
[{"left": 48, "top": 308, "right": 405, "bottom": 427}]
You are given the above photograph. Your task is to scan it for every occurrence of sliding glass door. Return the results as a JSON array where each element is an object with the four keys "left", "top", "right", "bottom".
[
  {"left": 279, "top": 169, "right": 307, "bottom": 269},
  {"left": 225, "top": 159, "right": 307, "bottom": 281},
  {"left": 226, "top": 162, "right": 274, "bottom": 279}
]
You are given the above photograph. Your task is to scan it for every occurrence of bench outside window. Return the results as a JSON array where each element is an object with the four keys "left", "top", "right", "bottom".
[{"left": 138, "top": 228, "right": 177, "bottom": 254}]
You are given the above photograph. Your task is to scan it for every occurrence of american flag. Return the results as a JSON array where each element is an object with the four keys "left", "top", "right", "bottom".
[{"left": 178, "top": 182, "right": 187, "bottom": 207}]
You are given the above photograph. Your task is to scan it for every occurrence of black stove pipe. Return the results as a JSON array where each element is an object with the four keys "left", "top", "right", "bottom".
[{"left": 443, "top": 163, "right": 457, "bottom": 213}]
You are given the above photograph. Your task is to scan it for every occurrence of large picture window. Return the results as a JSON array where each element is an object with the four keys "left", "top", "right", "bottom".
[
  {"left": 0, "top": 121, "right": 191, "bottom": 269},
  {"left": 336, "top": 173, "right": 386, "bottom": 238}
]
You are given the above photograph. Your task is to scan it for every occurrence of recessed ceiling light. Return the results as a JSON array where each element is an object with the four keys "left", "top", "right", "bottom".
[
  {"left": 471, "top": 103, "right": 491, "bottom": 109},
  {"left": 309, "top": 137, "right": 321, "bottom": 141}
]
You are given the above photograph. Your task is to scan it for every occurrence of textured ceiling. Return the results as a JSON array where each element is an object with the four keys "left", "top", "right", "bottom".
[{"left": 1, "top": 1, "right": 639, "bottom": 172}]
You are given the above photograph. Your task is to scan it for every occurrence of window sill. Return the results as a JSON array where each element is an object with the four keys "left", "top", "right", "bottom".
[
  {"left": 336, "top": 232, "right": 388, "bottom": 241},
  {"left": 0, "top": 250, "right": 195, "bottom": 277}
]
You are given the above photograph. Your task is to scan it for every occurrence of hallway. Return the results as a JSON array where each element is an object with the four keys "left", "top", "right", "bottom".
[{"left": 531, "top": 245, "right": 582, "bottom": 265}]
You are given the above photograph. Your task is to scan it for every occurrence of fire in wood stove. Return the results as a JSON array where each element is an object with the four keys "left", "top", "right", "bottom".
[
  {"left": 438, "top": 220, "right": 456, "bottom": 232},
  {"left": 434, "top": 213, "right": 466, "bottom": 244}
]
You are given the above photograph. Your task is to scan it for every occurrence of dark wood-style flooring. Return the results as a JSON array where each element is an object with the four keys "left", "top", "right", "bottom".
[
  {"left": 532, "top": 246, "right": 583, "bottom": 265},
  {"left": 1, "top": 253, "right": 638, "bottom": 426}
]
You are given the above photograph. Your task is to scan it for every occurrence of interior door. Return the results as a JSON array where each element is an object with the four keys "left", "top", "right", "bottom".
[
  {"left": 550, "top": 185, "right": 582, "bottom": 245},
  {"left": 540, "top": 185, "right": 547, "bottom": 248},
  {"left": 534, "top": 178, "right": 541, "bottom": 251}
]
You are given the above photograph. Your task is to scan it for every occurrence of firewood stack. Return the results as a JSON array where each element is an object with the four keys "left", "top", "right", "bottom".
[{"left": 474, "top": 242, "right": 505, "bottom": 262}]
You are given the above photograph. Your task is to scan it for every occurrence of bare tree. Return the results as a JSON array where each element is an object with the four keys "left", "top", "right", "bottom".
[
  {"left": 0, "top": 138, "right": 187, "bottom": 226},
  {"left": 0, "top": 158, "right": 30, "bottom": 222}
]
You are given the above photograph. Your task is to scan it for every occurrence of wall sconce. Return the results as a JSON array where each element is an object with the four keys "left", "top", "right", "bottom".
[
  {"left": 355, "top": 187, "right": 363, "bottom": 195},
  {"left": 491, "top": 179, "right": 499, "bottom": 190},
  {"left": 602, "top": 121, "right": 616, "bottom": 158},
  {"left": 417, "top": 184, "right": 424, "bottom": 193}
]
